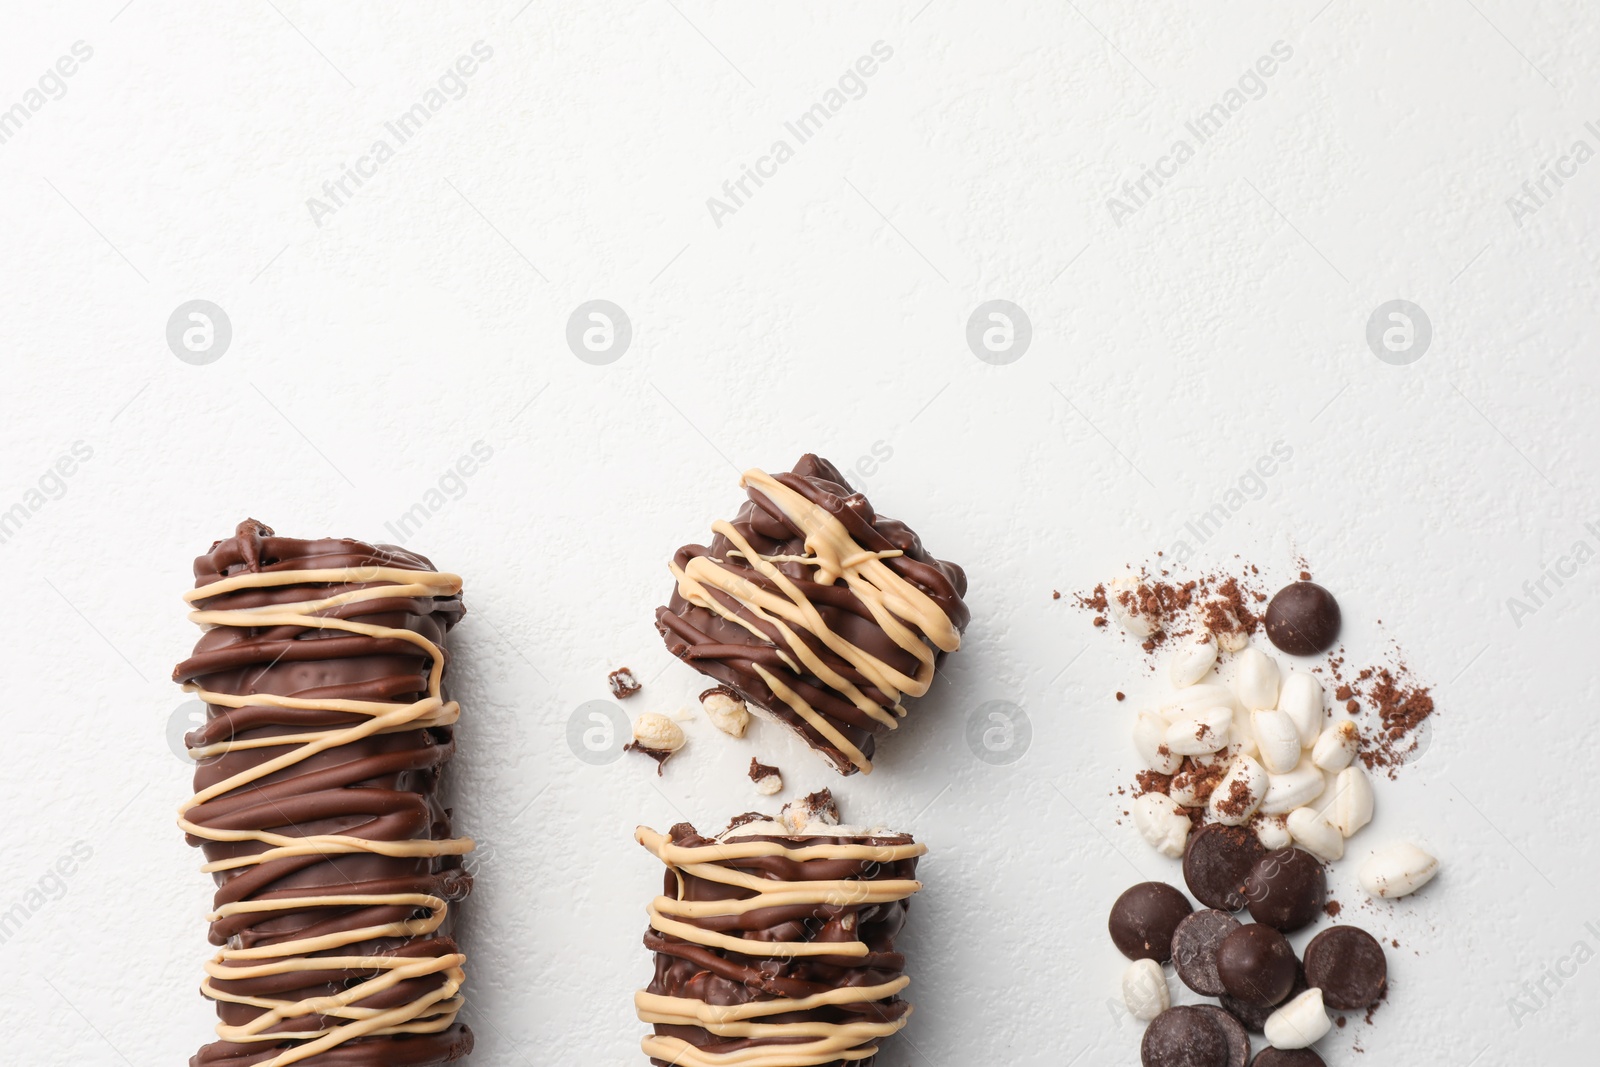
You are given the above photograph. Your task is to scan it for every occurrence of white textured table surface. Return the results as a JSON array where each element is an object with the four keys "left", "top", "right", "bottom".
[{"left": 2, "top": 2, "right": 1597, "bottom": 1064}]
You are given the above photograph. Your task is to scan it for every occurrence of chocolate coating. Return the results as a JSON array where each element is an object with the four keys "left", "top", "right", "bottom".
[
  {"left": 1173, "top": 909, "right": 1242, "bottom": 996},
  {"left": 1141, "top": 1006, "right": 1229, "bottom": 1067},
  {"left": 1245, "top": 848, "right": 1326, "bottom": 933},
  {"left": 656, "top": 455, "right": 969, "bottom": 774},
  {"left": 1250, "top": 1050, "right": 1326, "bottom": 1067},
  {"left": 1263, "top": 582, "right": 1341, "bottom": 656},
  {"left": 174, "top": 520, "right": 472, "bottom": 1067},
  {"left": 1304, "top": 925, "right": 1388, "bottom": 1010},
  {"left": 1184, "top": 823, "right": 1267, "bottom": 912},
  {"left": 1217, "top": 924, "right": 1299, "bottom": 1007},
  {"left": 1196, "top": 1005, "right": 1252, "bottom": 1067},
  {"left": 1222, "top": 963, "right": 1307, "bottom": 1033},
  {"left": 640, "top": 818, "right": 919, "bottom": 1067},
  {"left": 1110, "top": 882, "right": 1194, "bottom": 962}
]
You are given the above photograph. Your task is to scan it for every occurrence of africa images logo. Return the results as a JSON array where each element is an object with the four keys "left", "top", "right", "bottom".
[
  {"left": 306, "top": 42, "right": 495, "bottom": 227},
  {"left": 1105, "top": 41, "right": 1295, "bottom": 225},
  {"left": 0, "top": 41, "right": 94, "bottom": 148},
  {"left": 704, "top": 41, "right": 895, "bottom": 228}
]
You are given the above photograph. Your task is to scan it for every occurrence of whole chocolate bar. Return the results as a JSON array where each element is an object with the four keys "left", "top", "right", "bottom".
[
  {"left": 634, "top": 792, "right": 924, "bottom": 1066},
  {"left": 656, "top": 455, "right": 969, "bottom": 774},
  {"left": 172, "top": 519, "right": 473, "bottom": 1066}
]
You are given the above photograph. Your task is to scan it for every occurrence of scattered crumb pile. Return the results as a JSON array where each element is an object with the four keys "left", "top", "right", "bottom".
[
  {"left": 1075, "top": 566, "right": 1266, "bottom": 655},
  {"left": 1329, "top": 663, "right": 1435, "bottom": 777},
  {"left": 1073, "top": 559, "right": 1437, "bottom": 794}
]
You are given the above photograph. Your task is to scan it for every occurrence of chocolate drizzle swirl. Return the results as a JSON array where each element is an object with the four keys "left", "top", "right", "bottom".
[
  {"left": 173, "top": 520, "right": 474, "bottom": 1067},
  {"left": 656, "top": 455, "right": 969, "bottom": 774},
  {"left": 634, "top": 804, "right": 924, "bottom": 1067}
]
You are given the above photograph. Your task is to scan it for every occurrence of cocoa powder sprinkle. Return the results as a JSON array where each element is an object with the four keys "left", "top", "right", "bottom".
[{"left": 1074, "top": 569, "right": 1264, "bottom": 653}]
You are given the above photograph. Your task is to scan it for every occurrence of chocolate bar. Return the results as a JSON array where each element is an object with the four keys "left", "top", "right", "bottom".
[
  {"left": 634, "top": 791, "right": 924, "bottom": 1066},
  {"left": 172, "top": 520, "right": 473, "bottom": 1066},
  {"left": 656, "top": 455, "right": 969, "bottom": 774}
]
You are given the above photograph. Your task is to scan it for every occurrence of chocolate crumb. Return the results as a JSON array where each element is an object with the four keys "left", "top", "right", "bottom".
[
  {"left": 1363, "top": 986, "right": 1388, "bottom": 1024},
  {"left": 1169, "top": 761, "right": 1224, "bottom": 805},
  {"left": 624, "top": 740, "right": 672, "bottom": 773},
  {"left": 1214, "top": 776, "right": 1255, "bottom": 819},
  {"left": 608, "top": 667, "right": 641, "bottom": 699},
  {"left": 1134, "top": 770, "right": 1173, "bottom": 797},
  {"left": 796, "top": 789, "right": 840, "bottom": 825},
  {"left": 1115, "top": 691, "right": 1126, "bottom": 702},
  {"left": 1075, "top": 568, "right": 1263, "bottom": 654},
  {"left": 1353, "top": 666, "right": 1436, "bottom": 777},
  {"left": 749, "top": 757, "right": 780, "bottom": 782}
]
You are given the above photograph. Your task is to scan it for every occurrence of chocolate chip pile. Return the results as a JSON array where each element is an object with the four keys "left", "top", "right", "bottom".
[
  {"left": 1087, "top": 573, "right": 1442, "bottom": 1062},
  {"left": 1078, "top": 567, "right": 1437, "bottom": 782},
  {"left": 1109, "top": 839, "right": 1389, "bottom": 1064},
  {"left": 1103, "top": 578, "right": 1441, "bottom": 884},
  {"left": 1121, "top": 581, "right": 1383, "bottom": 867}
]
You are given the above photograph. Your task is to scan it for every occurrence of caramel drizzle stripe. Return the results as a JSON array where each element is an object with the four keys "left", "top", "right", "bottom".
[
  {"left": 636, "top": 826, "right": 920, "bottom": 1064},
  {"left": 681, "top": 529, "right": 911, "bottom": 718},
  {"left": 646, "top": 907, "right": 870, "bottom": 959},
  {"left": 752, "top": 664, "right": 874, "bottom": 774},
  {"left": 636, "top": 827, "right": 925, "bottom": 866},
  {"left": 670, "top": 468, "right": 961, "bottom": 772},
  {"left": 702, "top": 522, "right": 905, "bottom": 721},
  {"left": 206, "top": 893, "right": 446, "bottom": 959},
  {"left": 640, "top": 1022, "right": 907, "bottom": 1066},
  {"left": 178, "top": 567, "right": 471, "bottom": 1067},
  {"left": 634, "top": 980, "right": 909, "bottom": 1026},
  {"left": 640, "top": 1016, "right": 906, "bottom": 1040},
  {"left": 745, "top": 471, "right": 957, "bottom": 656},
  {"left": 653, "top": 880, "right": 922, "bottom": 917},
  {"left": 667, "top": 563, "right": 873, "bottom": 770},
  {"left": 672, "top": 861, "right": 921, "bottom": 896}
]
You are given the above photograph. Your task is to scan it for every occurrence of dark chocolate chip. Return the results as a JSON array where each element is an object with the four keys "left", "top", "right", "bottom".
[
  {"left": 1245, "top": 848, "right": 1326, "bottom": 933},
  {"left": 1141, "top": 1005, "right": 1229, "bottom": 1067},
  {"left": 1263, "top": 582, "right": 1341, "bottom": 656},
  {"left": 1110, "top": 882, "right": 1194, "bottom": 962},
  {"left": 1196, "top": 1005, "right": 1252, "bottom": 1067},
  {"left": 1184, "top": 823, "right": 1266, "bottom": 911},
  {"left": 1172, "top": 909, "right": 1242, "bottom": 996},
  {"left": 1222, "top": 963, "right": 1306, "bottom": 1032},
  {"left": 1216, "top": 923, "right": 1299, "bottom": 1006},
  {"left": 1303, "top": 925, "right": 1388, "bottom": 1010},
  {"left": 1249, "top": 1049, "right": 1326, "bottom": 1067}
]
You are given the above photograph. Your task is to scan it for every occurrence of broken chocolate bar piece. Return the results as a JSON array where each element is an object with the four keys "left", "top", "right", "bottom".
[
  {"left": 656, "top": 455, "right": 969, "bottom": 774},
  {"left": 634, "top": 791, "right": 924, "bottom": 1066}
]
